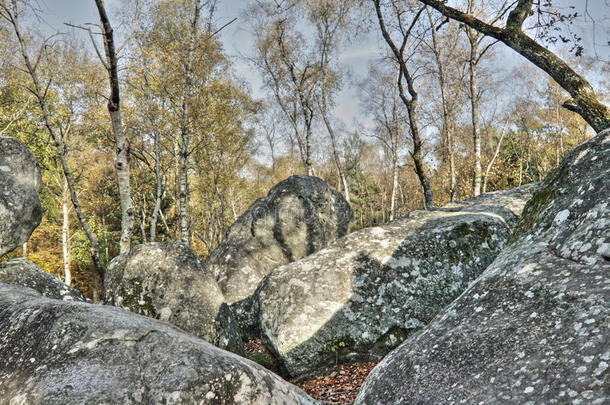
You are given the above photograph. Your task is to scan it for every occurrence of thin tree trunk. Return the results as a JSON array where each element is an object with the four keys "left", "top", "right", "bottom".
[
  {"left": 373, "top": 1, "right": 434, "bottom": 209},
  {"left": 389, "top": 158, "right": 398, "bottom": 221},
  {"left": 408, "top": 113, "right": 435, "bottom": 210},
  {"left": 140, "top": 206, "right": 147, "bottom": 243},
  {"left": 62, "top": 177, "right": 71, "bottom": 286},
  {"left": 448, "top": 125, "right": 456, "bottom": 200},
  {"left": 468, "top": 28, "right": 482, "bottom": 197},
  {"left": 427, "top": 10, "right": 455, "bottom": 201},
  {"left": 159, "top": 207, "right": 172, "bottom": 239},
  {"left": 94, "top": 0, "right": 134, "bottom": 254},
  {"left": 320, "top": 104, "right": 350, "bottom": 202},
  {"left": 178, "top": 133, "right": 191, "bottom": 245},
  {"left": 177, "top": 0, "right": 202, "bottom": 247},
  {"left": 305, "top": 143, "right": 314, "bottom": 175},
  {"left": 482, "top": 121, "right": 508, "bottom": 193},
  {"left": 430, "top": 17, "right": 456, "bottom": 201},
  {"left": 555, "top": 99, "right": 564, "bottom": 165},
  {"left": 150, "top": 129, "right": 163, "bottom": 241},
  {"left": 273, "top": 20, "right": 317, "bottom": 176},
  {"left": 304, "top": 110, "right": 314, "bottom": 176}
]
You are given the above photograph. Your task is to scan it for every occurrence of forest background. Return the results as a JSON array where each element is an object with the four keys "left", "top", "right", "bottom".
[{"left": 1, "top": 0, "right": 608, "bottom": 297}]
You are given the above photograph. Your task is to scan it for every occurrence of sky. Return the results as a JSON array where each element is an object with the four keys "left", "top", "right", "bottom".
[{"left": 33, "top": 0, "right": 610, "bottom": 132}]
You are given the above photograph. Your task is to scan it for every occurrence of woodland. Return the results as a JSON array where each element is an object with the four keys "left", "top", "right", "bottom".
[
  {"left": 1, "top": 1, "right": 609, "bottom": 403},
  {"left": 0, "top": 0, "right": 608, "bottom": 299}
]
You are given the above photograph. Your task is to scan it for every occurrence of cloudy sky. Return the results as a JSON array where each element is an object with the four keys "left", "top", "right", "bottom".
[{"left": 34, "top": 0, "right": 610, "bottom": 129}]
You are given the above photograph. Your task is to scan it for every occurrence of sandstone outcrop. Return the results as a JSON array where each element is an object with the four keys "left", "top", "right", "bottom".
[
  {"left": 257, "top": 186, "right": 533, "bottom": 376},
  {"left": 105, "top": 242, "right": 242, "bottom": 353},
  {"left": 0, "top": 258, "right": 86, "bottom": 302},
  {"left": 0, "top": 283, "right": 318, "bottom": 404},
  {"left": 205, "top": 175, "right": 351, "bottom": 337},
  {"left": 0, "top": 137, "right": 43, "bottom": 257},
  {"left": 356, "top": 130, "right": 610, "bottom": 404}
]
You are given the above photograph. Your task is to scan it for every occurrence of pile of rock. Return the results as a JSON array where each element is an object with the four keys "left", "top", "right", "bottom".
[
  {"left": 0, "top": 137, "right": 317, "bottom": 404},
  {"left": 254, "top": 186, "right": 533, "bottom": 376},
  {"left": 356, "top": 129, "right": 610, "bottom": 404}
]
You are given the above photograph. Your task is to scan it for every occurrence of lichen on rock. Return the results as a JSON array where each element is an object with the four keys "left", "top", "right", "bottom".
[
  {"left": 356, "top": 130, "right": 610, "bottom": 405},
  {"left": 105, "top": 242, "right": 242, "bottom": 354},
  {"left": 205, "top": 175, "right": 352, "bottom": 306},
  {"left": 255, "top": 185, "right": 533, "bottom": 376},
  {"left": 0, "top": 258, "right": 87, "bottom": 302},
  {"left": 0, "top": 284, "right": 318, "bottom": 404},
  {"left": 204, "top": 175, "right": 352, "bottom": 339},
  {"left": 0, "top": 137, "right": 43, "bottom": 257}
]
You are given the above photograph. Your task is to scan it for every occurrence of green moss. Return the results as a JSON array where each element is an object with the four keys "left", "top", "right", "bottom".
[
  {"left": 117, "top": 279, "right": 158, "bottom": 318},
  {"left": 249, "top": 352, "right": 277, "bottom": 369},
  {"left": 445, "top": 222, "right": 493, "bottom": 262},
  {"left": 316, "top": 335, "right": 357, "bottom": 367},
  {"left": 454, "top": 223, "right": 477, "bottom": 237},
  {"left": 510, "top": 185, "right": 555, "bottom": 243}
]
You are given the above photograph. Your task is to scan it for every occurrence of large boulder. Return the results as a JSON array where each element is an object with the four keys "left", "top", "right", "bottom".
[
  {"left": 0, "top": 284, "right": 318, "bottom": 404},
  {"left": 256, "top": 186, "right": 533, "bottom": 376},
  {"left": 205, "top": 175, "right": 352, "bottom": 329},
  {"left": 0, "top": 258, "right": 86, "bottom": 302},
  {"left": 356, "top": 130, "right": 610, "bottom": 404},
  {"left": 0, "top": 137, "right": 43, "bottom": 257},
  {"left": 105, "top": 242, "right": 242, "bottom": 354}
]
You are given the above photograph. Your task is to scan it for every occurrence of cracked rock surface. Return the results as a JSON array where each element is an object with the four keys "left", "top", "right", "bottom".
[
  {"left": 356, "top": 130, "right": 610, "bottom": 404},
  {"left": 0, "top": 283, "right": 318, "bottom": 405},
  {"left": 0, "top": 137, "right": 43, "bottom": 257},
  {"left": 105, "top": 242, "right": 242, "bottom": 354},
  {"left": 0, "top": 258, "right": 86, "bottom": 302},
  {"left": 256, "top": 186, "right": 533, "bottom": 376}
]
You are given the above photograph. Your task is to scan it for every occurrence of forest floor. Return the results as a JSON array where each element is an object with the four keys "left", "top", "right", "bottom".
[{"left": 245, "top": 339, "right": 377, "bottom": 404}]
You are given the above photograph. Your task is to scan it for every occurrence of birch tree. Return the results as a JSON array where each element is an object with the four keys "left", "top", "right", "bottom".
[
  {"left": 0, "top": 0, "right": 105, "bottom": 298},
  {"left": 422, "top": 10, "right": 464, "bottom": 201},
  {"left": 372, "top": 0, "right": 435, "bottom": 209},
  {"left": 93, "top": 0, "right": 135, "bottom": 253},
  {"left": 306, "top": 0, "right": 353, "bottom": 201},
  {"left": 363, "top": 65, "right": 408, "bottom": 220},
  {"left": 251, "top": 10, "right": 318, "bottom": 175},
  {"left": 411, "top": 0, "right": 610, "bottom": 133}
]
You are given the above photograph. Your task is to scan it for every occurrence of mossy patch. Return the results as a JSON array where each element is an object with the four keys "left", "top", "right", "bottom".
[
  {"left": 249, "top": 352, "right": 277, "bottom": 370},
  {"left": 510, "top": 185, "right": 555, "bottom": 243},
  {"left": 116, "top": 280, "right": 158, "bottom": 318}
]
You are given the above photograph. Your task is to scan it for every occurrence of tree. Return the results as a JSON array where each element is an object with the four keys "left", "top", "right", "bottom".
[
  {"left": 306, "top": 0, "right": 354, "bottom": 202},
  {"left": 93, "top": 0, "right": 135, "bottom": 254},
  {"left": 0, "top": 0, "right": 105, "bottom": 299},
  {"left": 362, "top": 64, "right": 409, "bottom": 220},
  {"left": 129, "top": 0, "right": 221, "bottom": 247},
  {"left": 422, "top": 9, "right": 465, "bottom": 201},
  {"left": 124, "top": 0, "right": 256, "bottom": 253},
  {"left": 462, "top": 0, "right": 500, "bottom": 197},
  {"left": 372, "top": 0, "right": 435, "bottom": 209},
  {"left": 250, "top": 9, "right": 318, "bottom": 175},
  {"left": 411, "top": 0, "right": 610, "bottom": 133}
]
